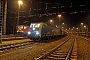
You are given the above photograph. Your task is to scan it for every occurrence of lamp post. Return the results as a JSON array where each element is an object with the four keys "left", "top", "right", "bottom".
[
  {"left": 83, "top": 25, "right": 86, "bottom": 36},
  {"left": 17, "top": 0, "right": 23, "bottom": 28},
  {"left": 62, "top": 23, "right": 65, "bottom": 25},
  {"left": 61, "top": 23, "right": 64, "bottom": 30},
  {"left": 58, "top": 14, "right": 61, "bottom": 29},
  {"left": 49, "top": 19, "right": 53, "bottom": 26},
  {"left": 17, "top": 0, "right": 23, "bottom": 35},
  {"left": 80, "top": 23, "right": 84, "bottom": 34},
  {"left": 76, "top": 28, "right": 79, "bottom": 32},
  {"left": 76, "top": 28, "right": 79, "bottom": 35},
  {"left": 62, "top": 23, "right": 65, "bottom": 27},
  {"left": 84, "top": 25, "right": 86, "bottom": 32},
  {"left": 50, "top": 19, "right": 53, "bottom": 23}
]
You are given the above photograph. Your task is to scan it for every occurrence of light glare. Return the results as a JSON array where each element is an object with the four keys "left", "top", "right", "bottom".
[{"left": 18, "top": 1, "right": 23, "bottom": 5}]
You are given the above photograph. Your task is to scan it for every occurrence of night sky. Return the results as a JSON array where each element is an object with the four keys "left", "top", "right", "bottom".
[{"left": 6, "top": 0, "right": 90, "bottom": 34}]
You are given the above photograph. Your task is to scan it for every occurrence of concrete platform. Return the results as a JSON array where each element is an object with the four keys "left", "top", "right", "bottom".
[
  {"left": 0, "top": 39, "right": 30, "bottom": 46},
  {"left": 0, "top": 35, "right": 30, "bottom": 46}
]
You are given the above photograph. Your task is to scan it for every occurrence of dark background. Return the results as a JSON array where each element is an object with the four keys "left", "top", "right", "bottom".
[{"left": 6, "top": 0, "right": 90, "bottom": 34}]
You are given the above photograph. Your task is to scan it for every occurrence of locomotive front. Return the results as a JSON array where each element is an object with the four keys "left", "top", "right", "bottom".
[
  {"left": 28, "top": 23, "right": 41, "bottom": 40},
  {"left": 17, "top": 25, "right": 29, "bottom": 35}
]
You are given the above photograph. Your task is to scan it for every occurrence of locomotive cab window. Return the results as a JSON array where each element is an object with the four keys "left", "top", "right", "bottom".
[
  {"left": 18, "top": 25, "right": 23, "bottom": 29},
  {"left": 30, "top": 23, "right": 40, "bottom": 28}
]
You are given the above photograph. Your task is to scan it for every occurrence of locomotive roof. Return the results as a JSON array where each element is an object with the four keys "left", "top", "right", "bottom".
[
  {"left": 30, "top": 22, "right": 62, "bottom": 30},
  {"left": 31, "top": 22, "right": 44, "bottom": 24},
  {"left": 31, "top": 22, "right": 47, "bottom": 25}
]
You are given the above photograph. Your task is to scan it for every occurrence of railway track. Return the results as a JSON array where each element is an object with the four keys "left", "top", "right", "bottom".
[
  {"left": 35, "top": 36, "right": 77, "bottom": 60},
  {"left": 0, "top": 41, "right": 35, "bottom": 51},
  {"left": 80, "top": 36, "right": 90, "bottom": 42},
  {"left": 0, "top": 36, "right": 67, "bottom": 51}
]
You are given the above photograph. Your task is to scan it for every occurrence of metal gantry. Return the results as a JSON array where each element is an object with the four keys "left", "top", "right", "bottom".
[{"left": 0, "top": 0, "right": 3, "bottom": 43}]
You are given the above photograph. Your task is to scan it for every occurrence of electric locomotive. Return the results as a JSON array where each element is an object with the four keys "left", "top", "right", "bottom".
[
  {"left": 17, "top": 25, "right": 29, "bottom": 35},
  {"left": 28, "top": 22, "right": 60, "bottom": 41}
]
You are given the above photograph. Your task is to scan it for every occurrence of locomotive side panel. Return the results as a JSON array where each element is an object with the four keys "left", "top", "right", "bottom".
[{"left": 41, "top": 24, "right": 57, "bottom": 37}]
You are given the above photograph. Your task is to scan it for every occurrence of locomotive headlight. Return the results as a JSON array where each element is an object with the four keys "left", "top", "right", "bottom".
[
  {"left": 28, "top": 32, "right": 31, "bottom": 34},
  {"left": 36, "top": 31, "right": 39, "bottom": 35},
  {"left": 33, "top": 28, "right": 35, "bottom": 30},
  {"left": 24, "top": 26, "right": 26, "bottom": 29}
]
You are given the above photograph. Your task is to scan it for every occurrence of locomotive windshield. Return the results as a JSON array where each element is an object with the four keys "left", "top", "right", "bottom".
[
  {"left": 28, "top": 23, "right": 41, "bottom": 35},
  {"left": 30, "top": 23, "right": 40, "bottom": 28},
  {"left": 18, "top": 25, "right": 23, "bottom": 29}
]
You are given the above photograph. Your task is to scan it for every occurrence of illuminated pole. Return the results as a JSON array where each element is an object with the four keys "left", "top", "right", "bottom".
[
  {"left": 62, "top": 23, "right": 65, "bottom": 29},
  {"left": 62, "top": 23, "right": 65, "bottom": 25},
  {"left": 76, "top": 28, "right": 78, "bottom": 35},
  {"left": 84, "top": 25, "right": 88, "bottom": 33},
  {"left": 84, "top": 25, "right": 86, "bottom": 32},
  {"left": 50, "top": 19, "right": 53, "bottom": 23},
  {"left": 49, "top": 19, "right": 53, "bottom": 26},
  {"left": 84, "top": 25, "right": 86, "bottom": 36},
  {"left": 58, "top": 14, "right": 61, "bottom": 28},
  {"left": 17, "top": 0, "right": 22, "bottom": 35},
  {"left": 58, "top": 14, "right": 61, "bottom": 35},
  {"left": 50, "top": 19, "right": 53, "bottom": 25},
  {"left": 81, "top": 23, "right": 84, "bottom": 35},
  {"left": 76, "top": 28, "right": 78, "bottom": 32},
  {"left": 62, "top": 23, "right": 65, "bottom": 28},
  {"left": 17, "top": 0, "right": 23, "bottom": 28}
]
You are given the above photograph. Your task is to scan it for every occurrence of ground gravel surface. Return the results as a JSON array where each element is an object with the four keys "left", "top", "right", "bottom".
[
  {"left": 77, "top": 36, "right": 90, "bottom": 60},
  {"left": 0, "top": 36, "right": 69, "bottom": 60}
]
